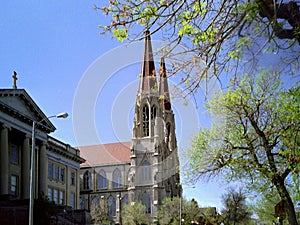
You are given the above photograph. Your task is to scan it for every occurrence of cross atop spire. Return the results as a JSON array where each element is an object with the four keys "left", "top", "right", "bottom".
[{"left": 139, "top": 30, "right": 157, "bottom": 93}]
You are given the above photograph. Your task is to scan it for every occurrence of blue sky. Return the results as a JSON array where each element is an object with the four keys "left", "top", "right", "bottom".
[{"left": 1, "top": 0, "right": 226, "bottom": 210}]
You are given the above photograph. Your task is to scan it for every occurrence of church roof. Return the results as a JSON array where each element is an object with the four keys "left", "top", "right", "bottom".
[{"left": 79, "top": 142, "right": 131, "bottom": 167}]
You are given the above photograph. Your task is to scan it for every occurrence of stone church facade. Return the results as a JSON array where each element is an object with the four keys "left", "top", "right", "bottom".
[{"left": 79, "top": 31, "right": 181, "bottom": 223}]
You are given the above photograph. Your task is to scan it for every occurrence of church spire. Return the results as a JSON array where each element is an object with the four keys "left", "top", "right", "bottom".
[
  {"left": 139, "top": 30, "right": 157, "bottom": 93},
  {"left": 159, "top": 57, "right": 171, "bottom": 110}
]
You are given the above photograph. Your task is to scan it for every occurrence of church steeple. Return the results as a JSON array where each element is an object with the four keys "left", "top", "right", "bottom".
[
  {"left": 159, "top": 57, "right": 171, "bottom": 110},
  {"left": 139, "top": 30, "right": 157, "bottom": 93}
]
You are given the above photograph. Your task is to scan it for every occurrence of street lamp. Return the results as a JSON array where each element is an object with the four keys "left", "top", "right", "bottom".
[{"left": 29, "top": 112, "right": 68, "bottom": 225}]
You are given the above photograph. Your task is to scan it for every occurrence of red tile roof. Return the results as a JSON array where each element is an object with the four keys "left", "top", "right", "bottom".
[{"left": 79, "top": 142, "right": 131, "bottom": 167}]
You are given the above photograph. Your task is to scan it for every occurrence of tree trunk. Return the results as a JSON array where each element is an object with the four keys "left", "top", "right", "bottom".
[{"left": 275, "top": 180, "right": 299, "bottom": 225}]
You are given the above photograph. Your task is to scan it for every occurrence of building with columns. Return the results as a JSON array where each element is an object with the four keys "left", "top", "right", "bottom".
[
  {"left": 79, "top": 31, "right": 181, "bottom": 224},
  {"left": 0, "top": 88, "right": 85, "bottom": 209}
]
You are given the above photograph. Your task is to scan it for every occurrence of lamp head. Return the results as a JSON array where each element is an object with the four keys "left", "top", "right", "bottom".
[{"left": 56, "top": 112, "right": 69, "bottom": 119}]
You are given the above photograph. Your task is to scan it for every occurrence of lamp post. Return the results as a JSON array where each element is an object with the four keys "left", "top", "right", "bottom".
[{"left": 29, "top": 112, "right": 68, "bottom": 225}]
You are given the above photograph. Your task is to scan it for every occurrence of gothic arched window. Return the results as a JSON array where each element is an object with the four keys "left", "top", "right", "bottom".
[
  {"left": 151, "top": 105, "right": 157, "bottom": 120},
  {"left": 97, "top": 170, "right": 107, "bottom": 189},
  {"left": 141, "top": 192, "right": 151, "bottom": 214},
  {"left": 83, "top": 171, "right": 92, "bottom": 190},
  {"left": 142, "top": 105, "right": 149, "bottom": 137},
  {"left": 141, "top": 161, "right": 151, "bottom": 182},
  {"left": 107, "top": 195, "right": 116, "bottom": 217},
  {"left": 112, "top": 168, "right": 122, "bottom": 188},
  {"left": 166, "top": 122, "right": 171, "bottom": 143}
]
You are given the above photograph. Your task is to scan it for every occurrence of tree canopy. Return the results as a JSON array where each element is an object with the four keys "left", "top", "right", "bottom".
[
  {"left": 185, "top": 72, "right": 299, "bottom": 224},
  {"left": 221, "top": 188, "right": 252, "bottom": 225},
  {"left": 97, "top": 0, "right": 300, "bottom": 96},
  {"left": 121, "top": 201, "right": 151, "bottom": 225}
]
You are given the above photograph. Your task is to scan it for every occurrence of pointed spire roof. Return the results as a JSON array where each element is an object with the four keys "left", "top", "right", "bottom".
[
  {"left": 159, "top": 57, "right": 171, "bottom": 110},
  {"left": 139, "top": 30, "right": 157, "bottom": 93}
]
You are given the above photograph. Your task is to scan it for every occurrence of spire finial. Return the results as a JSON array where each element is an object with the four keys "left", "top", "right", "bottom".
[{"left": 12, "top": 71, "right": 18, "bottom": 89}]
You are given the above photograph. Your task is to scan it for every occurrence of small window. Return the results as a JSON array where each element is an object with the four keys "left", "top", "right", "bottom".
[
  {"left": 48, "top": 188, "right": 53, "bottom": 201},
  {"left": 108, "top": 195, "right": 116, "bottom": 217},
  {"left": 151, "top": 105, "right": 157, "bottom": 120},
  {"left": 83, "top": 171, "right": 92, "bottom": 190},
  {"left": 54, "top": 165, "right": 59, "bottom": 181},
  {"left": 112, "top": 168, "right": 122, "bottom": 188},
  {"left": 48, "top": 163, "right": 53, "bottom": 179},
  {"left": 142, "top": 192, "right": 151, "bottom": 214},
  {"left": 142, "top": 105, "right": 149, "bottom": 137},
  {"left": 142, "top": 161, "right": 151, "bottom": 181},
  {"left": 10, "top": 175, "right": 18, "bottom": 196},
  {"left": 54, "top": 189, "right": 59, "bottom": 204},
  {"left": 60, "top": 168, "right": 65, "bottom": 182},
  {"left": 97, "top": 170, "right": 107, "bottom": 189},
  {"left": 70, "top": 193, "right": 75, "bottom": 208},
  {"left": 10, "top": 145, "right": 19, "bottom": 164},
  {"left": 71, "top": 172, "right": 75, "bottom": 186},
  {"left": 80, "top": 197, "right": 85, "bottom": 209},
  {"left": 59, "top": 190, "right": 64, "bottom": 205}
]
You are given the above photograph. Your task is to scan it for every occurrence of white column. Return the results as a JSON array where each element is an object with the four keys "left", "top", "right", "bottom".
[
  {"left": 22, "top": 134, "right": 30, "bottom": 199},
  {"left": 38, "top": 142, "right": 48, "bottom": 197},
  {"left": 0, "top": 124, "right": 10, "bottom": 195}
]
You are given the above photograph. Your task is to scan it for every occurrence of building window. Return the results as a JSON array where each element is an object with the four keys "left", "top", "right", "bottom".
[
  {"left": 151, "top": 105, "right": 157, "bottom": 120},
  {"left": 59, "top": 190, "right": 64, "bottom": 205},
  {"left": 48, "top": 163, "right": 53, "bottom": 179},
  {"left": 10, "top": 175, "right": 18, "bottom": 196},
  {"left": 60, "top": 168, "right": 65, "bottom": 182},
  {"left": 112, "top": 168, "right": 122, "bottom": 188},
  {"left": 166, "top": 122, "right": 171, "bottom": 143},
  {"left": 83, "top": 171, "right": 92, "bottom": 190},
  {"left": 142, "top": 161, "right": 151, "bottom": 181},
  {"left": 53, "top": 189, "right": 59, "bottom": 204},
  {"left": 54, "top": 165, "right": 59, "bottom": 181},
  {"left": 97, "top": 170, "right": 107, "bottom": 189},
  {"left": 142, "top": 192, "right": 151, "bottom": 214},
  {"left": 10, "top": 145, "right": 19, "bottom": 164},
  {"left": 107, "top": 195, "right": 116, "bottom": 217},
  {"left": 70, "top": 193, "right": 75, "bottom": 208},
  {"left": 71, "top": 172, "right": 75, "bottom": 186},
  {"left": 142, "top": 105, "right": 149, "bottom": 137},
  {"left": 48, "top": 188, "right": 53, "bottom": 201},
  {"left": 80, "top": 197, "right": 85, "bottom": 209}
]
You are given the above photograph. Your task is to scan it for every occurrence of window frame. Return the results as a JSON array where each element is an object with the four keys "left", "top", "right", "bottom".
[
  {"left": 112, "top": 168, "right": 122, "bottom": 188},
  {"left": 10, "top": 175, "right": 18, "bottom": 196}
]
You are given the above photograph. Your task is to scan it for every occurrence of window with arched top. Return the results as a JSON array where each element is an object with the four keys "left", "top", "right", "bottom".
[
  {"left": 141, "top": 192, "right": 151, "bottom": 214},
  {"left": 151, "top": 105, "right": 157, "bottom": 120},
  {"left": 166, "top": 122, "right": 171, "bottom": 142},
  {"left": 142, "top": 105, "right": 149, "bottom": 137},
  {"left": 141, "top": 161, "right": 151, "bottom": 182},
  {"left": 97, "top": 170, "right": 107, "bottom": 189},
  {"left": 107, "top": 195, "right": 116, "bottom": 217},
  {"left": 112, "top": 168, "right": 122, "bottom": 188},
  {"left": 83, "top": 171, "right": 92, "bottom": 190}
]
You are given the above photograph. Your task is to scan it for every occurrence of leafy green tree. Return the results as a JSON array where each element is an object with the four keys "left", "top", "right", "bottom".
[
  {"left": 221, "top": 188, "right": 252, "bottom": 225},
  {"left": 157, "top": 197, "right": 201, "bottom": 225},
  {"left": 250, "top": 188, "right": 281, "bottom": 224},
  {"left": 157, "top": 197, "right": 220, "bottom": 225},
  {"left": 122, "top": 201, "right": 151, "bottom": 225},
  {"left": 185, "top": 72, "right": 300, "bottom": 225},
  {"left": 97, "top": 0, "right": 300, "bottom": 95},
  {"left": 90, "top": 197, "right": 109, "bottom": 225}
]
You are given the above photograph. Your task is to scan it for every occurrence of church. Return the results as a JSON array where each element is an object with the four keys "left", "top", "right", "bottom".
[{"left": 79, "top": 31, "right": 181, "bottom": 224}]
